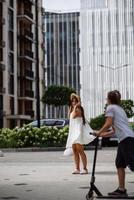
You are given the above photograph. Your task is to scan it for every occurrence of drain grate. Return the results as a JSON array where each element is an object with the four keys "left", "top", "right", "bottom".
[
  {"left": 2, "top": 197, "right": 19, "bottom": 199},
  {"left": 78, "top": 186, "right": 89, "bottom": 189},
  {"left": 26, "top": 190, "right": 32, "bottom": 192},
  {"left": 19, "top": 174, "right": 29, "bottom": 176},
  {"left": 14, "top": 183, "right": 28, "bottom": 186}
]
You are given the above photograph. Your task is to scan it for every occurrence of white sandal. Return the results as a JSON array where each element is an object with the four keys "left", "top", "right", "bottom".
[
  {"left": 72, "top": 169, "right": 80, "bottom": 174},
  {"left": 80, "top": 169, "right": 88, "bottom": 175}
]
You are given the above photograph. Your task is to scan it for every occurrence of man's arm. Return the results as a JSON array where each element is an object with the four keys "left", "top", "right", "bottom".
[
  {"left": 97, "top": 117, "right": 113, "bottom": 136},
  {"left": 99, "top": 127, "right": 115, "bottom": 137}
]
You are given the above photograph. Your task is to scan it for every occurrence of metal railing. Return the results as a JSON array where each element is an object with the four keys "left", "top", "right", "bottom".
[
  {"left": 24, "top": 10, "right": 33, "bottom": 19},
  {"left": 25, "top": 110, "right": 34, "bottom": 117},
  {"left": 24, "top": 29, "right": 33, "bottom": 39},
  {"left": 24, "top": 49, "right": 34, "bottom": 58},
  {"left": 25, "top": 69, "right": 34, "bottom": 78}
]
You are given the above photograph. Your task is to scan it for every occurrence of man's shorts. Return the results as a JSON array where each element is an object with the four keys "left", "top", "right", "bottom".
[{"left": 116, "top": 137, "right": 134, "bottom": 171}]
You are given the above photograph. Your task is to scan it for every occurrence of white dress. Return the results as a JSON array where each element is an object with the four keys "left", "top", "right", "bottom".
[{"left": 66, "top": 114, "right": 95, "bottom": 148}]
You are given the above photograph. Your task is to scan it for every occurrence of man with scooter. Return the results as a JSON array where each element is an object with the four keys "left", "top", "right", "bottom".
[{"left": 94, "top": 90, "right": 134, "bottom": 197}]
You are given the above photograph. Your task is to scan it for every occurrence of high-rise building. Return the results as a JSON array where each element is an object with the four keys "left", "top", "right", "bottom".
[
  {"left": 0, "top": 0, "right": 44, "bottom": 128},
  {"left": 80, "top": 0, "right": 134, "bottom": 118},
  {"left": 43, "top": 11, "right": 80, "bottom": 118}
]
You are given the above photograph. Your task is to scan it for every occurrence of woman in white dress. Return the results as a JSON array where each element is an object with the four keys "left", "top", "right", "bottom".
[{"left": 65, "top": 93, "right": 95, "bottom": 174}]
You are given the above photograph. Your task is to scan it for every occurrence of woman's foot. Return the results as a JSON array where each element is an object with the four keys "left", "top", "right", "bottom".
[
  {"left": 72, "top": 169, "right": 80, "bottom": 174},
  {"left": 80, "top": 169, "right": 88, "bottom": 174}
]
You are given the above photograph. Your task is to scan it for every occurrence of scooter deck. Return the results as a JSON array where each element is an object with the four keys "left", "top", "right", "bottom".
[{"left": 96, "top": 196, "right": 134, "bottom": 199}]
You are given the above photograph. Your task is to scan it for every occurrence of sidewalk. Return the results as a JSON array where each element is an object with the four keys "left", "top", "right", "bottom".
[{"left": 0, "top": 149, "right": 133, "bottom": 200}]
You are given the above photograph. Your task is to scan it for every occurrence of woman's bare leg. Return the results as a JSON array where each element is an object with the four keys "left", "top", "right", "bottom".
[
  {"left": 72, "top": 144, "right": 80, "bottom": 171},
  {"left": 76, "top": 144, "right": 87, "bottom": 170}
]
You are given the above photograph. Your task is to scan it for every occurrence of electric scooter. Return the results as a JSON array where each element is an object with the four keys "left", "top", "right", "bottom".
[{"left": 86, "top": 135, "right": 134, "bottom": 200}]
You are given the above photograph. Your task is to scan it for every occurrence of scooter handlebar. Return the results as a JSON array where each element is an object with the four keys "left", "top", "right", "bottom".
[{"left": 89, "top": 132, "right": 98, "bottom": 137}]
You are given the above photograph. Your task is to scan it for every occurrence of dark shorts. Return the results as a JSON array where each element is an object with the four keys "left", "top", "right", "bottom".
[{"left": 116, "top": 137, "right": 134, "bottom": 171}]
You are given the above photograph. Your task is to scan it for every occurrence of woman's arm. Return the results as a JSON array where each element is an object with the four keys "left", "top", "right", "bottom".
[
  {"left": 68, "top": 107, "right": 71, "bottom": 118},
  {"left": 72, "top": 103, "right": 81, "bottom": 118}
]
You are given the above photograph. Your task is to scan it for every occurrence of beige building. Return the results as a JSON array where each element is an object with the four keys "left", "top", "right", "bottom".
[{"left": 0, "top": 0, "right": 44, "bottom": 128}]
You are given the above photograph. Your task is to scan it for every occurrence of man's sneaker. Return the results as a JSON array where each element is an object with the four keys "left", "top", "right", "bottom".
[{"left": 108, "top": 188, "right": 128, "bottom": 197}]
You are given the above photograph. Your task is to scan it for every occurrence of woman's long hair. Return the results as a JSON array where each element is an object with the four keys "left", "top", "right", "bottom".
[
  {"left": 79, "top": 106, "right": 86, "bottom": 125},
  {"left": 69, "top": 97, "right": 86, "bottom": 125}
]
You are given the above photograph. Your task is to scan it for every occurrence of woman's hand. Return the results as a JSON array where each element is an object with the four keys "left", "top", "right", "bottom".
[{"left": 74, "top": 102, "right": 81, "bottom": 109}]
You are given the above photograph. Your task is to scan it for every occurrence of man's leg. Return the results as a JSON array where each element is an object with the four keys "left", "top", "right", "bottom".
[
  {"left": 117, "top": 168, "right": 125, "bottom": 190},
  {"left": 108, "top": 143, "right": 127, "bottom": 196}
]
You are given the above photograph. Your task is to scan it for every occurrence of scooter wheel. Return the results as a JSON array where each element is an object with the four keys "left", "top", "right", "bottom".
[{"left": 86, "top": 191, "right": 94, "bottom": 200}]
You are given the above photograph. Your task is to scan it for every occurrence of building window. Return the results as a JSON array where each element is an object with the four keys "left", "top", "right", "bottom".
[
  {"left": 9, "top": 75, "right": 14, "bottom": 95},
  {"left": 9, "top": 0, "right": 14, "bottom": 8},
  {"left": 8, "top": 9, "right": 14, "bottom": 30},
  {"left": 9, "top": 31, "right": 14, "bottom": 51},
  {"left": 0, "top": 72, "right": 3, "bottom": 88},
  {"left": 0, "top": 49, "right": 3, "bottom": 62},
  {"left": 10, "top": 97, "right": 14, "bottom": 114},
  {"left": 0, "top": 119, "right": 3, "bottom": 128},
  {"left": 0, "top": 95, "right": 3, "bottom": 110},
  {"left": 0, "top": 25, "right": 2, "bottom": 42},
  {"left": 8, "top": 53, "right": 14, "bottom": 73}
]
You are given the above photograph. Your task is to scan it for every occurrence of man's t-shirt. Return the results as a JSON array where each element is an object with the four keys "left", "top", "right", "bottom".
[{"left": 105, "top": 104, "right": 134, "bottom": 143}]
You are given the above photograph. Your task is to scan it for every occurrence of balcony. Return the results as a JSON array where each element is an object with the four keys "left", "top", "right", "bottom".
[
  {"left": 24, "top": 29, "right": 33, "bottom": 39},
  {"left": 19, "top": 49, "right": 34, "bottom": 61},
  {"left": 20, "top": 0, "right": 34, "bottom": 4},
  {"left": 0, "top": 110, "right": 6, "bottom": 117},
  {"left": 25, "top": 90, "right": 34, "bottom": 98},
  {"left": 0, "top": 41, "right": 5, "bottom": 48},
  {"left": 27, "top": 0, "right": 35, "bottom": 4},
  {"left": 20, "top": 90, "right": 34, "bottom": 98},
  {"left": 0, "top": 63, "right": 5, "bottom": 71},
  {"left": 19, "top": 29, "right": 34, "bottom": 42},
  {"left": 0, "top": 87, "right": 6, "bottom": 93},
  {"left": 0, "top": 18, "right": 5, "bottom": 25},
  {"left": 17, "top": 9, "right": 34, "bottom": 23},
  {"left": 25, "top": 69, "right": 34, "bottom": 78},
  {"left": 25, "top": 110, "right": 34, "bottom": 117},
  {"left": 19, "top": 69, "right": 34, "bottom": 80}
]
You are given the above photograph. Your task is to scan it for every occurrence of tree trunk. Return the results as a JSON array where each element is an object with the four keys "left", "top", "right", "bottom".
[{"left": 57, "top": 106, "right": 61, "bottom": 118}]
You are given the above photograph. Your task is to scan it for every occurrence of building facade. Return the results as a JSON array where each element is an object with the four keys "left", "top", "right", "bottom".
[
  {"left": 43, "top": 11, "right": 80, "bottom": 118},
  {"left": 80, "top": 0, "right": 134, "bottom": 118},
  {"left": 0, "top": 0, "right": 44, "bottom": 128}
]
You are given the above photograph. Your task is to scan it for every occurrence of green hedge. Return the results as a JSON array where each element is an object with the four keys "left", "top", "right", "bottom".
[
  {"left": 0, "top": 120, "right": 134, "bottom": 148},
  {"left": 90, "top": 99, "right": 134, "bottom": 130},
  {"left": 90, "top": 114, "right": 105, "bottom": 130},
  {"left": 0, "top": 125, "right": 69, "bottom": 148},
  {"left": 90, "top": 115, "right": 134, "bottom": 133}
]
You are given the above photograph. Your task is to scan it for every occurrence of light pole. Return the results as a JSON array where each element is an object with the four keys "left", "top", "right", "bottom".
[
  {"left": 98, "top": 64, "right": 130, "bottom": 98},
  {"left": 35, "top": 0, "right": 40, "bottom": 128}
]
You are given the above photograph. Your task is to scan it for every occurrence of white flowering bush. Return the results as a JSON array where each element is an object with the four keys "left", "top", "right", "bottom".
[{"left": 0, "top": 125, "right": 69, "bottom": 148}]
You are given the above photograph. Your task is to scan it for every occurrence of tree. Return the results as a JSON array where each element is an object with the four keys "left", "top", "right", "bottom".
[
  {"left": 120, "top": 99, "right": 134, "bottom": 118},
  {"left": 42, "top": 85, "right": 76, "bottom": 117},
  {"left": 90, "top": 99, "right": 134, "bottom": 130}
]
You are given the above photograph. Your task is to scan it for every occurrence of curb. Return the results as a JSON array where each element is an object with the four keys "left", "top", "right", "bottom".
[{"left": 0, "top": 145, "right": 101, "bottom": 153}]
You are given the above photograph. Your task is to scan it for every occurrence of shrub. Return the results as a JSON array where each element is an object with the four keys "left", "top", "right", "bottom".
[
  {"left": 89, "top": 114, "right": 105, "bottom": 130},
  {"left": 90, "top": 99, "right": 134, "bottom": 130},
  {"left": 120, "top": 99, "right": 134, "bottom": 118},
  {"left": 0, "top": 126, "right": 69, "bottom": 148}
]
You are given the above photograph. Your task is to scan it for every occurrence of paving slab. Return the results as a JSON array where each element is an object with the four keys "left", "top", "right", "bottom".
[{"left": 0, "top": 149, "right": 133, "bottom": 200}]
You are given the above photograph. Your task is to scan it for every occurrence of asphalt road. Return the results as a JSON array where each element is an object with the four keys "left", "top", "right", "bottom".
[{"left": 0, "top": 148, "right": 134, "bottom": 200}]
